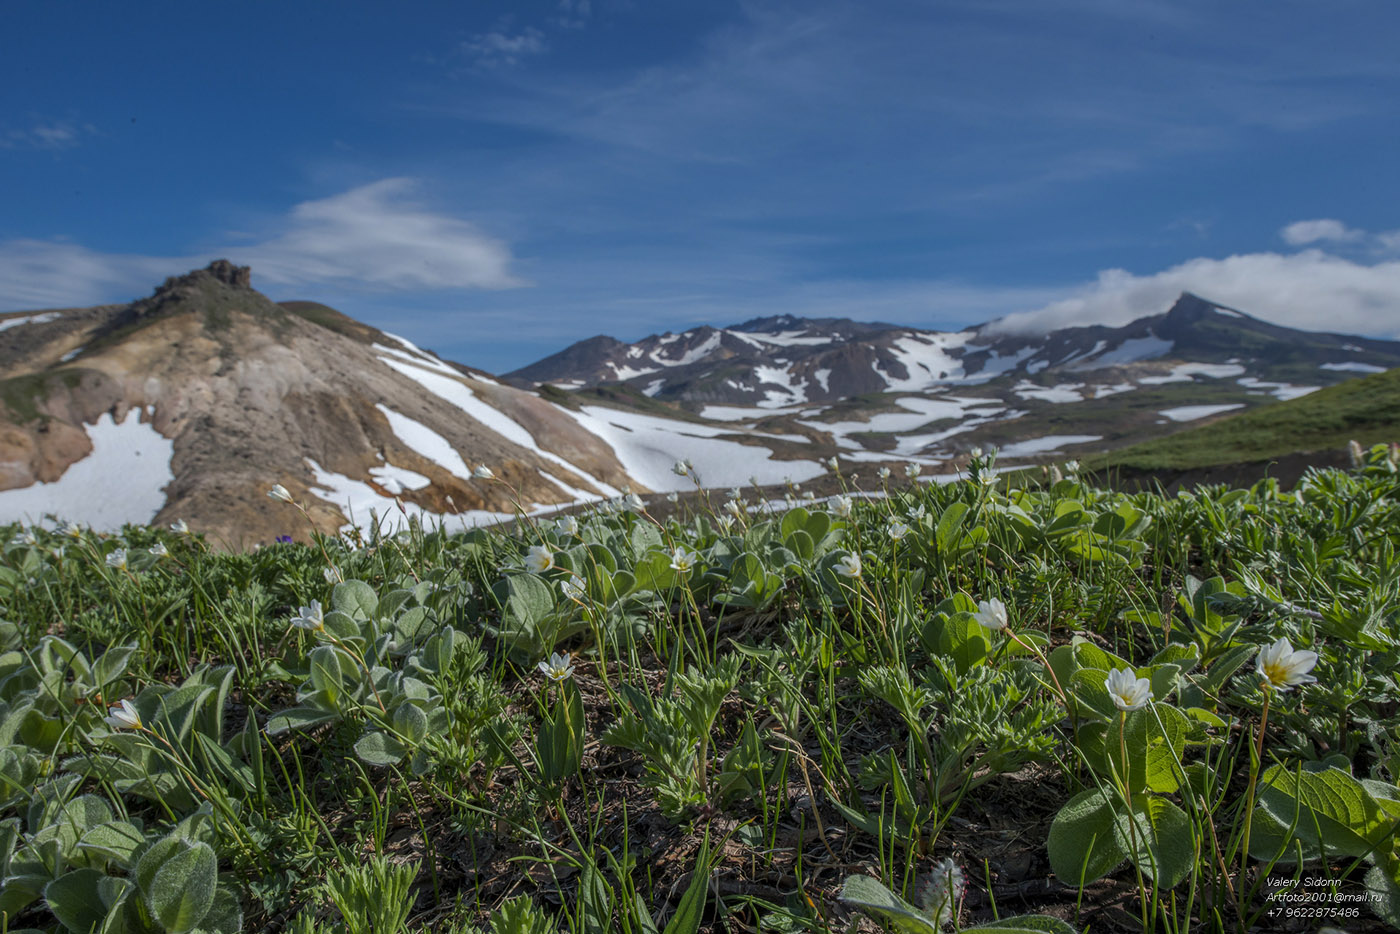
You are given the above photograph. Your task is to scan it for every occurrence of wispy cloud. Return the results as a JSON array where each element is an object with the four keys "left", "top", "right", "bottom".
[
  {"left": 460, "top": 27, "right": 548, "bottom": 68},
  {"left": 1, "top": 119, "right": 98, "bottom": 151},
  {"left": 0, "top": 179, "right": 523, "bottom": 310},
  {"left": 1281, "top": 218, "right": 1366, "bottom": 246}
]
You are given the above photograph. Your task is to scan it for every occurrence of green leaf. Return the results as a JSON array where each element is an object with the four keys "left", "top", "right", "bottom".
[
  {"left": 1047, "top": 787, "right": 1126, "bottom": 885},
  {"left": 661, "top": 831, "right": 713, "bottom": 934},
  {"left": 1258, "top": 764, "right": 1396, "bottom": 858},
  {"left": 332, "top": 579, "right": 380, "bottom": 620},
  {"left": 838, "top": 875, "right": 940, "bottom": 933},
  {"left": 1112, "top": 795, "right": 1194, "bottom": 890},
  {"left": 44, "top": 868, "right": 110, "bottom": 934},
  {"left": 76, "top": 820, "right": 146, "bottom": 867},
  {"left": 145, "top": 839, "right": 217, "bottom": 934},
  {"left": 354, "top": 730, "right": 409, "bottom": 767},
  {"left": 264, "top": 706, "right": 339, "bottom": 735}
]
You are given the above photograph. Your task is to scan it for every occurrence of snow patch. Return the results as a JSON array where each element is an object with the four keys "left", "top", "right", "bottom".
[
  {"left": 563, "top": 406, "right": 825, "bottom": 492},
  {"left": 997, "top": 435, "right": 1102, "bottom": 458},
  {"left": 813, "top": 368, "right": 831, "bottom": 392},
  {"left": 376, "top": 404, "right": 473, "bottom": 481},
  {"left": 368, "top": 465, "right": 432, "bottom": 494},
  {"left": 642, "top": 378, "right": 666, "bottom": 397},
  {"left": 752, "top": 365, "right": 808, "bottom": 407},
  {"left": 0, "top": 409, "right": 173, "bottom": 529},
  {"left": 0, "top": 312, "right": 61, "bottom": 333},
  {"left": 1139, "top": 362, "right": 1246, "bottom": 385},
  {"left": 1078, "top": 335, "right": 1174, "bottom": 368},
  {"left": 1320, "top": 362, "right": 1386, "bottom": 374},
  {"left": 1158, "top": 404, "right": 1245, "bottom": 422},
  {"left": 1237, "top": 377, "right": 1319, "bottom": 401},
  {"left": 1013, "top": 381, "right": 1085, "bottom": 403}
]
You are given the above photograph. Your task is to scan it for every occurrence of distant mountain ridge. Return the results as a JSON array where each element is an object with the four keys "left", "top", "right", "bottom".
[{"left": 505, "top": 292, "right": 1400, "bottom": 407}]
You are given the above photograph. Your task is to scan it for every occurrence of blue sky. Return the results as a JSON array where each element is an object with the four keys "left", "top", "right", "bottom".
[{"left": 4, "top": 0, "right": 1400, "bottom": 370}]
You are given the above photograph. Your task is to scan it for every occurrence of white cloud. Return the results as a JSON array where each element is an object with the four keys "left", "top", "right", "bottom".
[
  {"left": 235, "top": 179, "right": 522, "bottom": 290},
  {"left": 987, "top": 249, "right": 1400, "bottom": 339},
  {"left": 1280, "top": 218, "right": 1365, "bottom": 246},
  {"left": 0, "top": 179, "right": 522, "bottom": 310},
  {"left": 461, "top": 28, "right": 547, "bottom": 67},
  {"left": 1, "top": 120, "right": 97, "bottom": 151}
]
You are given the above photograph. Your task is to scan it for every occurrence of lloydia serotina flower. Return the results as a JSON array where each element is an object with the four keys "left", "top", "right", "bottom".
[
  {"left": 560, "top": 574, "right": 586, "bottom": 603},
  {"left": 170, "top": 518, "right": 190, "bottom": 534},
  {"left": 291, "top": 600, "right": 325, "bottom": 631},
  {"left": 149, "top": 543, "right": 168, "bottom": 558},
  {"left": 104, "top": 699, "right": 143, "bottom": 731},
  {"left": 105, "top": 549, "right": 128, "bottom": 571},
  {"left": 555, "top": 515, "right": 579, "bottom": 537},
  {"left": 834, "top": 553, "right": 861, "bottom": 579},
  {"left": 524, "top": 545, "right": 555, "bottom": 574},
  {"left": 973, "top": 598, "right": 1008, "bottom": 631},
  {"left": 672, "top": 459, "right": 692, "bottom": 477},
  {"left": 323, "top": 566, "right": 343, "bottom": 584},
  {"left": 268, "top": 484, "right": 294, "bottom": 503},
  {"left": 828, "top": 456, "right": 839, "bottom": 470},
  {"left": 669, "top": 545, "right": 698, "bottom": 574},
  {"left": 1104, "top": 667, "right": 1152, "bottom": 712},
  {"left": 537, "top": 651, "right": 575, "bottom": 683},
  {"left": 831, "top": 494, "right": 853, "bottom": 518},
  {"left": 878, "top": 467, "right": 892, "bottom": 480},
  {"left": 11, "top": 530, "right": 37, "bottom": 546},
  {"left": 887, "top": 520, "right": 910, "bottom": 541},
  {"left": 473, "top": 465, "right": 495, "bottom": 480},
  {"left": 905, "top": 463, "right": 921, "bottom": 479},
  {"left": 1255, "top": 637, "right": 1318, "bottom": 691}
]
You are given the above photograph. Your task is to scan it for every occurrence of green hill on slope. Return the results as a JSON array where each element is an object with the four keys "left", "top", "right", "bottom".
[{"left": 1090, "top": 367, "right": 1400, "bottom": 472}]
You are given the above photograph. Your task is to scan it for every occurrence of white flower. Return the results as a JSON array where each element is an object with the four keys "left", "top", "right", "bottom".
[
  {"left": 973, "top": 598, "right": 1008, "bottom": 631},
  {"left": 104, "top": 699, "right": 143, "bottom": 731},
  {"left": 323, "top": 565, "right": 343, "bottom": 584},
  {"left": 291, "top": 600, "right": 325, "bottom": 631},
  {"left": 105, "top": 549, "right": 128, "bottom": 571},
  {"left": 10, "top": 530, "right": 37, "bottom": 546},
  {"left": 887, "top": 520, "right": 910, "bottom": 541},
  {"left": 669, "top": 545, "right": 698, "bottom": 574},
  {"left": 830, "top": 494, "right": 853, "bottom": 518},
  {"left": 1064, "top": 459, "right": 1080, "bottom": 474},
  {"left": 666, "top": 492, "right": 680, "bottom": 503},
  {"left": 748, "top": 475, "right": 761, "bottom": 489},
  {"left": 1255, "top": 637, "right": 1318, "bottom": 691},
  {"left": 149, "top": 543, "right": 168, "bottom": 558},
  {"left": 555, "top": 515, "right": 579, "bottom": 537},
  {"left": 827, "top": 456, "right": 839, "bottom": 470},
  {"left": 473, "top": 465, "right": 495, "bottom": 480},
  {"left": 784, "top": 493, "right": 797, "bottom": 506},
  {"left": 672, "top": 460, "right": 692, "bottom": 477},
  {"left": 537, "top": 651, "right": 575, "bottom": 683},
  {"left": 716, "top": 514, "right": 734, "bottom": 531},
  {"left": 60, "top": 520, "right": 84, "bottom": 539},
  {"left": 803, "top": 490, "right": 816, "bottom": 501},
  {"left": 905, "top": 463, "right": 921, "bottom": 479},
  {"left": 268, "top": 484, "right": 294, "bottom": 503},
  {"left": 524, "top": 545, "right": 555, "bottom": 574},
  {"left": 560, "top": 574, "right": 586, "bottom": 603},
  {"left": 834, "top": 553, "right": 862, "bottom": 579},
  {"left": 170, "top": 518, "right": 190, "bottom": 535},
  {"left": 1104, "top": 667, "right": 1152, "bottom": 712},
  {"left": 724, "top": 499, "right": 745, "bottom": 518},
  {"left": 970, "top": 446, "right": 983, "bottom": 459},
  {"left": 1049, "top": 465, "right": 1064, "bottom": 484},
  {"left": 728, "top": 486, "right": 742, "bottom": 500},
  {"left": 878, "top": 467, "right": 892, "bottom": 480},
  {"left": 907, "top": 504, "right": 926, "bottom": 522},
  {"left": 623, "top": 493, "right": 645, "bottom": 512}
]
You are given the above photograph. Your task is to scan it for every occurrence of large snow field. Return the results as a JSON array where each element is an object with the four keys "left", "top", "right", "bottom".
[
  {"left": 0, "top": 409, "right": 174, "bottom": 529},
  {"left": 1158, "top": 404, "right": 1246, "bottom": 422}
]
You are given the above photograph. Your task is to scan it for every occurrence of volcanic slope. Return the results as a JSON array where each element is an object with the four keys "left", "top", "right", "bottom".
[{"left": 0, "top": 262, "right": 825, "bottom": 543}]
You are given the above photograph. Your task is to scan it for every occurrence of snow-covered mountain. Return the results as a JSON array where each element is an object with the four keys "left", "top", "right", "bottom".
[
  {"left": 507, "top": 295, "right": 1400, "bottom": 407},
  {"left": 0, "top": 262, "right": 826, "bottom": 543},
  {"left": 4, "top": 269, "right": 1397, "bottom": 542}
]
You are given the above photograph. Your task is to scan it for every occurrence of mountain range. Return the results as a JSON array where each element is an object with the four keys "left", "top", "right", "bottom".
[{"left": 2, "top": 261, "right": 1397, "bottom": 543}]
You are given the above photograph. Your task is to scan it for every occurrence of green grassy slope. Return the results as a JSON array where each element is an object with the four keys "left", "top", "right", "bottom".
[{"left": 1090, "top": 367, "right": 1400, "bottom": 471}]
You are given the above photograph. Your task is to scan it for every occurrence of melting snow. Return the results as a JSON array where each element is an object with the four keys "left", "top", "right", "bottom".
[
  {"left": 608, "top": 362, "right": 660, "bottom": 381},
  {"left": 653, "top": 332, "right": 722, "bottom": 367},
  {"left": 1158, "top": 404, "right": 1245, "bottom": 422},
  {"left": 368, "top": 465, "right": 431, "bottom": 494},
  {"left": 307, "top": 459, "right": 516, "bottom": 535},
  {"left": 0, "top": 312, "right": 61, "bottom": 333},
  {"left": 699, "top": 404, "right": 807, "bottom": 422},
  {"left": 1013, "top": 381, "right": 1085, "bottom": 403},
  {"left": 642, "top": 378, "right": 666, "bottom": 397},
  {"left": 1237, "top": 377, "right": 1319, "bottom": 401},
  {"left": 563, "top": 406, "right": 825, "bottom": 492},
  {"left": 0, "top": 409, "right": 174, "bottom": 529},
  {"left": 813, "top": 368, "right": 831, "bottom": 392},
  {"left": 752, "top": 365, "right": 808, "bottom": 407},
  {"left": 1139, "top": 362, "right": 1246, "bottom": 385},
  {"left": 997, "top": 435, "right": 1102, "bottom": 458},
  {"left": 379, "top": 355, "right": 620, "bottom": 497},
  {"left": 1321, "top": 362, "right": 1386, "bottom": 374},
  {"left": 734, "top": 330, "right": 833, "bottom": 347},
  {"left": 376, "top": 404, "right": 474, "bottom": 481},
  {"left": 1078, "top": 336, "right": 1174, "bottom": 368}
]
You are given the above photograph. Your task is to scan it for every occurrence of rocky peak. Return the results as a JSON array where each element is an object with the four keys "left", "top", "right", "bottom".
[{"left": 153, "top": 259, "right": 253, "bottom": 297}]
